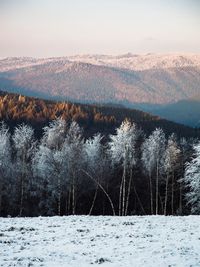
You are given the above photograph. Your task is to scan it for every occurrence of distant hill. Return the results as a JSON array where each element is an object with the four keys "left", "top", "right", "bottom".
[
  {"left": 0, "top": 54, "right": 200, "bottom": 127},
  {"left": 0, "top": 55, "right": 200, "bottom": 105},
  {"left": 0, "top": 90, "right": 199, "bottom": 139},
  {"left": 2, "top": 54, "right": 200, "bottom": 72},
  {"left": 145, "top": 99, "right": 200, "bottom": 128}
]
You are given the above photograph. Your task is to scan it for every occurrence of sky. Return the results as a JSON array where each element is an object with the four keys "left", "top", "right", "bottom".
[{"left": 0, "top": 0, "right": 200, "bottom": 57}]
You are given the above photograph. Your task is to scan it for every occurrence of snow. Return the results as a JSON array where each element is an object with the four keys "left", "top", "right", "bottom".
[
  {"left": 67, "top": 53, "right": 200, "bottom": 71},
  {"left": 0, "top": 216, "right": 200, "bottom": 267},
  {"left": 1, "top": 54, "right": 200, "bottom": 72}
]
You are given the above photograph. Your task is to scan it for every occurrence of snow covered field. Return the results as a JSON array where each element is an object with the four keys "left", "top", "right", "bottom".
[{"left": 0, "top": 216, "right": 200, "bottom": 267}]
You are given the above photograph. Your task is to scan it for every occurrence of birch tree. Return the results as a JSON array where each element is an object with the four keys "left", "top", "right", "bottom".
[
  {"left": 42, "top": 118, "right": 66, "bottom": 149},
  {"left": 142, "top": 128, "right": 165, "bottom": 214},
  {"left": 163, "top": 134, "right": 180, "bottom": 215},
  {"left": 0, "top": 122, "right": 12, "bottom": 215},
  {"left": 108, "top": 119, "right": 138, "bottom": 216},
  {"left": 13, "top": 124, "right": 35, "bottom": 216},
  {"left": 64, "top": 121, "right": 84, "bottom": 215},
  {"left": 84, "top": 134, "right": 104, "bottom": 214},
  {"left": 34, "top": 118, "right": 67, "bottom": 215},
  {"left": 33, "top": 144, "right": 57, "bottom": 215},
  {"left": 142, "top": 136, "right": 155, "bottom": 214},
  {"left": 184, "top": 142, "right": 200, "bottom": 214},
  {"left": 178, "top": 137, "right": 195, "bottom": 214}
]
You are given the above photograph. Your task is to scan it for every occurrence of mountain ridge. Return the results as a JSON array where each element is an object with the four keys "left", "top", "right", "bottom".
[
  {"left": 0, "top": 60, "right": 199, "bottom": 104},
  {"left": 0, "top": 54, "right": 200, "bottom": 126},
  {"left": 1, "top": 53, "right": 200, "bottom": 71}
]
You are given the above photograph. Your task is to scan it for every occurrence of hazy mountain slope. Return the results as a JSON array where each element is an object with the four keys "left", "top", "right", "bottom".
[
  {"left": 0, "top": 57, "right": 65, "bottom": 72},
  {"left": 0, "top": 56, "right": 200, "bottom": 105},
  {"left": 148, "top": 99, "right": 200, "bottom": 128}
]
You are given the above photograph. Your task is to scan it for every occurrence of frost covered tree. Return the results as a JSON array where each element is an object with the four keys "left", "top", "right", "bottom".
[
  {"left": 42, "top": 118, "right": 66, "bottom": 149},
  {"left": 84, "top": 133, "right": 113, "bottom": 215},
  {"left": 13, "top": 124, "right": 35, "bottom": 216},
  {"left": 34, "top": 118, "right": 67, "bottom": 215},
  {"left": 142, "top": 128, "right": 165, "bottom": 215},
  {"left": 33, "top": 144, "right": 56, "bottom": 215},
  {"left": 163, "top": 134, "right": 180, "bottom": 215},
  {"left": 84, "top": 134, "right": 103, "bottom": 176},
  {"left": 184, "top": 142, "right": 200, "bottom": 214},
  {"left": 0, "top": 122, "right": 12, "bottom": 215},
  {"left": 0, "top": 116, "right": 197, "bottom": 217},
  {"left": 64, "top": 121, "right": 84, "bottom": 215},
  {"left": 141, "top": 136, "right": 155, "bottom": 214},
  {"left": 34, "top": 119, "right": 84, "bottom": 216},
  {"left": 178, "top": 137, "right": 190, "bottom": 214},
  {"left": 109, "top": 119, "right": 138, "bottom": 216},
  {"left": 84, "top": 134, "right": 103, "bottom": 214}
]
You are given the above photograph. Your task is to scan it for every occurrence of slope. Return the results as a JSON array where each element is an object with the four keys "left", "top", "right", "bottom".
[
  {"left": 0, "top": 90, "right": 199, "bottom": 138},
  {"left": 0, "top": 55, "right": 200, "bottom": 105}
]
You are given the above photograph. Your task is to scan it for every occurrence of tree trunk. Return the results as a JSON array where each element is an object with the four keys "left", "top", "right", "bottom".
[
  {"left": 156, "top": 159, "right": 159, "bottom": 215},
  {"left": 179, "top": 183, "right": 182, "bottom": 215},
  {"left": 0, "top": 180, "right": 2, "bottom": 216},
  {"left": 125, "top": 168, "right": 132, "bottom": 216},
  {"left": 68, "top": 187, "right": 71, "bottom": 215},
  {"left": 72, "top": 174, "right": 76, "bottom": 215},
  {"left": 58, "top": 177, "right": 61, "bottom": 216},
  {"left": 149, "top": 173, "right": 154, "bottom": 215},
  {"left": 102, "top": 193, "right": 105, "bottom": 215},
  {"left": 164, "top": 172, "right": 169, "bottom": 216},
  {"left": 159, "top": 193, "right": 164, "bottom": 214},
  {"left": 133, "top": 185, "right": 146, "bottom": 215},
  {"left": 19, "top": 154, "right": 26, "bottom": 217},
  {"left": 19, "top": 176, "right": 24, "bottom": 217},
  {"left": 171, "top": 170, "right": 174, "bottom": 215},
  {"left": 122, "top": 163, "right": 126, "bottom": 216},
  {"left": 119, "top": 171, "right": 124, "bottom": 216},
  {"left": 179, "top": 158, "right": 184, "bottom": 215},
  {"left": 65, "top": 191, "right": 68, "bottom": 215},
  {"left": 81, "top": 169, "right": 116, "bottom": 216},
  {"left": 88, "top": 185, "right": 98, "bottom": 215}
]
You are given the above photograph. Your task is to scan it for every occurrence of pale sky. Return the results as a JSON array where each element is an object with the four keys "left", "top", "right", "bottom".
[{"left": 0, "top": 0, "right": 200, "bottom": 57}]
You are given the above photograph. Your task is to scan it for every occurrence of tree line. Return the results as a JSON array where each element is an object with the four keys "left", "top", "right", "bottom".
[
  {"left": 0, "top": 118, "right": 199, "bottom": 217},
  {"left": 1, "top": 90, "right": 199, "bottom": 140}
]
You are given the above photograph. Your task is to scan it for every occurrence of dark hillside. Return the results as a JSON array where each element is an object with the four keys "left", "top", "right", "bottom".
[{"left": 0, "top": 90, "right": 199, "bottom": 138}]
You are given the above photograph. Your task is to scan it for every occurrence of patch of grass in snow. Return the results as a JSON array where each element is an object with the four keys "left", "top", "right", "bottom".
[{"left": 94, "top": 257, "right": 111, "bottom": 264}]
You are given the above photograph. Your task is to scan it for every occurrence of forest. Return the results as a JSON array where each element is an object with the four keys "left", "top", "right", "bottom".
[
  {"left": 0, "top": 116, "right": 200, "bottom": 217},
  {"left": 0, "top": 90, "right": 199, "bottom": 139}
]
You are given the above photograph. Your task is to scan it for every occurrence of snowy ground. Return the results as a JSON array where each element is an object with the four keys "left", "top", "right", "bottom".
[{"left": 0, "top": 216, "right": 200, "bottom": 267}]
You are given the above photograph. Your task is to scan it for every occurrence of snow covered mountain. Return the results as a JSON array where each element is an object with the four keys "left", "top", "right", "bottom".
[
  {"left": 0, "top": 54, "right": 200, "bottom": 126},
  {"left": 1, "top": 53, "right": 200, "bottom": 72},
  {"left": 67, "top": 53, "right": 200, "bottom": 71}
]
